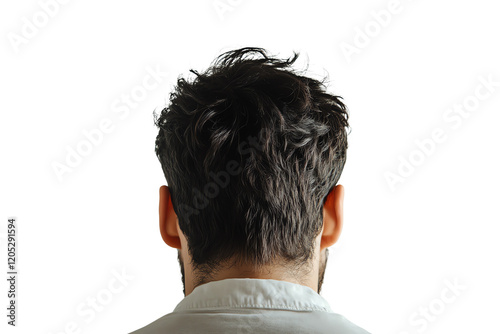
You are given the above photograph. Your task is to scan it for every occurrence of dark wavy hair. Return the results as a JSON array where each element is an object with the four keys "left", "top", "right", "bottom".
[{"left": 155, "top": 47, "right": 349, "bottom": 277}]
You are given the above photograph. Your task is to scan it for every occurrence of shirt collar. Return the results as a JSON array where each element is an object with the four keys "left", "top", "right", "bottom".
[{"left": 173, "top": 278, "right": 333, "bottom": 313}]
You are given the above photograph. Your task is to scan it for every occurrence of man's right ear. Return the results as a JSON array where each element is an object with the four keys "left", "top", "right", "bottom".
[{"left": 159, "top": 185, "right": 182, "bottom": 249}]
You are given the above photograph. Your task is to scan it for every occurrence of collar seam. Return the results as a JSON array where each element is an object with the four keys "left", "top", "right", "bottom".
[{"left": 175, "top": 304, "right": 331, "bottom": 312}]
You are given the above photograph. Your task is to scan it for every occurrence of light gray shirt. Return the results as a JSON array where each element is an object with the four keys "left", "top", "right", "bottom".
[{"left": 131, "top": 278, "right": 370, "bottom": 333}]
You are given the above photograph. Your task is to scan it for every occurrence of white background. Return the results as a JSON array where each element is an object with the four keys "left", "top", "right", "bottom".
[{"left": 1, "top": 0, "right": 499, "bottom": 333}]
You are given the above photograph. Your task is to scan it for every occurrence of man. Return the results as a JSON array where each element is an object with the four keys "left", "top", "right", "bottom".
[{"left": 131, "top": 47, "right": 370, "bottom": 333}]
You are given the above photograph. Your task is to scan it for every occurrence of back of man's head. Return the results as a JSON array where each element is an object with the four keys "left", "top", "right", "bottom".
[{"left": 155, "top": 47, "right": 349, "bottom": 279}]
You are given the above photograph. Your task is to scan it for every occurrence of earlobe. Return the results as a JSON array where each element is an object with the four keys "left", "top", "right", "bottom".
[
  {"left": 320, "top": 184, "right": 344, "bottom": 251},
  {"left": 159, "top": 185, "right": 182, "bottom": 249}
]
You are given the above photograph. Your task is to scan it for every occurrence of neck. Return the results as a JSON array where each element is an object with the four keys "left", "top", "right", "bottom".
[{"left": 186, "top": 260, "right": 320, "bottom": 296}]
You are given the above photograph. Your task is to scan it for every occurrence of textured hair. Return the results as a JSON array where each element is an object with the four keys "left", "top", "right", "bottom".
[{"left": 155, "top": 47, "right": 349, "bottom": 276}]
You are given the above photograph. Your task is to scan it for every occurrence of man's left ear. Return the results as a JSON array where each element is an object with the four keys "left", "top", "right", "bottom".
[
  {"left": 159, "top": 185, "right": 182, "bottom": 249},
  {"left": 320, "top": 184, "right": 344, "bottom": 251}
]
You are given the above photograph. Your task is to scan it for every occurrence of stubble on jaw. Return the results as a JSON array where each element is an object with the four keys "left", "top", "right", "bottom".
[
  {"left": 317, "top": 248, "right": 329, "bottom": 294},
  {"left": 177, "top": 250, "right": 186, "bottom": 296}
]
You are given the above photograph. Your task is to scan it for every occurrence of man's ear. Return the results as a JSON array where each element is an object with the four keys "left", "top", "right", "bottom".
[
  {"left": 159, "top": 185, "right": 182, "bottom": 249},
  {"left": 320, "top": 184, "right": 344, "bottom": 251}
]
